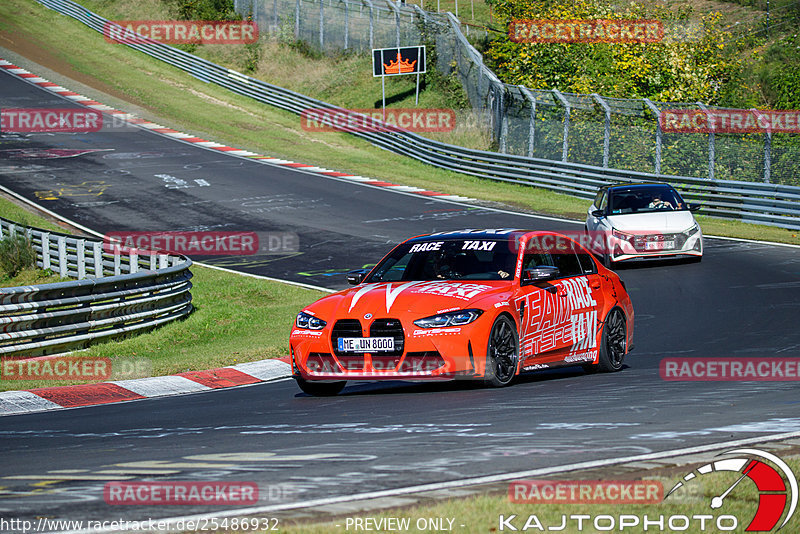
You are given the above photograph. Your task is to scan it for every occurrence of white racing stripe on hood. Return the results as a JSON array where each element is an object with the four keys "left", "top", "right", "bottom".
[
  {"left": 348, "top": 281, "right": 498, "bottom": 314},
  {"left": 348, "top": 283, "right": 381, "bottom": 313},
  {"left": 348, "top": 281, "right": 426, "bottom": 313},
  {"left": 385, "top": 281, "right": 425, "bottom": 312}
]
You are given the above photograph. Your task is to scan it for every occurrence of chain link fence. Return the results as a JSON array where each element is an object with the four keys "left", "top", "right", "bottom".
[{"left": 235, "top": 0, "right": 799, "bottom": 186}]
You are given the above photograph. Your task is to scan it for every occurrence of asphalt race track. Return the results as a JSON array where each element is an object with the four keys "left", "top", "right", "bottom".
[{"left": 2, "top": 65, "right": 800, "bottom": 527}]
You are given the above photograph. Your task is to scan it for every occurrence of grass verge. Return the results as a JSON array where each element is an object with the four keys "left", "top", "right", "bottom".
[
  {"left": 275, "top": 457, "right": 800, "bottom": 533},
  {"left": 0, "top": 194, "right": 324, "bottom": 392},
  {"left": 1, "top": 0, "right": 797, "bottom": 245}
]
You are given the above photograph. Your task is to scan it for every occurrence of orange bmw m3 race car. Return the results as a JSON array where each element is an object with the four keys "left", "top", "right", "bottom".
[{"left": 289, "top": 229, "right": 634, "bottom": 396}]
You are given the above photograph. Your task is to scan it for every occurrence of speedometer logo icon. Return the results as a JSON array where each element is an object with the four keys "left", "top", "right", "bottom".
[{"left": 666, "top": 448, "right": 798, "bottom": 531}]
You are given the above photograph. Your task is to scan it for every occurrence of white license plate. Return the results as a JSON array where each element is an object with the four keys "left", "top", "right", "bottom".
[
  {"left": 337, "top": 337, "right": 395, "bottom": 352},
  {"left": 645, "top": 240, "right": 675, "bottom": 250}
]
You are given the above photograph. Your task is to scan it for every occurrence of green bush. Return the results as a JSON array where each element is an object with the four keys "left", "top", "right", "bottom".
[
  {"left": 483, "top": 0, "right": 741, "bottom": 103},
  {"left": 0, "top": 233, "right": 37, "bottom": 277},
  {"left": 165, "top": 0, "right": 239, "bottom": 21}
]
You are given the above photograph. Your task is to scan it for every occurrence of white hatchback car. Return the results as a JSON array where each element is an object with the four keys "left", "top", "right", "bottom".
[{"left": 585, "top": 183, "right": 703, "bottom": 266}]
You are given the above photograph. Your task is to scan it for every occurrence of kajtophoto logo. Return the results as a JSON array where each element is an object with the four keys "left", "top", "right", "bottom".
[
  {"left": 666, "top": 448, "right": 798, "bottom": 531},
  {"left": 500, "top": 449, "right": 797, "bottom": 531}
]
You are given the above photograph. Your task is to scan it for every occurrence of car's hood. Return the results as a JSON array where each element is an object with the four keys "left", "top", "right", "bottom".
[
  {"left": 304, "top": 280, "right": 514, "bottom": 320},
  {"left": 608, "top": 211, "right": 696, "bottom": 233}
]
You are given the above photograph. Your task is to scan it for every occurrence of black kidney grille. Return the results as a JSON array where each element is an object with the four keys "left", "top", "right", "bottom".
[
  {"left": 332, "top": 319, "right": 363, "bottom": 356},
  {"left": 369, "top": 318, "right": 405, "bottom": 357}
]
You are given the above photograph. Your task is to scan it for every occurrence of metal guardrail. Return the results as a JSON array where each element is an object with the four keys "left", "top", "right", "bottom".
[
  {"left": 0, "top": 218, "right": 193, "bottom": 358},
  {"left": 32, "top": 0, "right": 800, "bottom": 231}
]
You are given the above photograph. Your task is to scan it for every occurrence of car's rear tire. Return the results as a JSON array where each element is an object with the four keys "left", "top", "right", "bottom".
[
  {"left": 596, "top": 307, "right": 627, "bottom": 372},
  {"left": 295, "top": 377, "right": 346, "bottom": 396},
  {"left": 484, "top": 315, "right": 519, "bottom": 387}
]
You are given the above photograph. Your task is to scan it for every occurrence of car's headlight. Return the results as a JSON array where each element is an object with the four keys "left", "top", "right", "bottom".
[
  {"left": 683, "top": 223, "right": 700, "bottom": 236},
  {"left": 296, "top": 311, "right": 327, "bottom": 330},
  {"left": 413, "top": 309, "right": 483, "bottom": 328},
  {"left": 612, "top": 229, "right": 634, "bottom": 242}
]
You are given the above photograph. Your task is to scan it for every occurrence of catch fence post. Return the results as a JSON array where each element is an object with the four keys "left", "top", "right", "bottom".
[
  {"left": 520, "top": 86, "right": 537, "bottom": 158},
  {"left": 643, "top": 98, "right": 662, "bottom": 175},
  {"left": 552, "top": 89, "right": 571, "bottom": 163},
  {"left": 751, "top": 108, "right": 771, "bottom": 183},
  {"left": 697, "top": 102, "right": 715, "bottom": 180},
  {"left": 592, "top": 93, "right": 611, "bottom": 168}
]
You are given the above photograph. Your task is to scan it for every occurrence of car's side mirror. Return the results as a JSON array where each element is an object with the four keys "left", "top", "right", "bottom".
[
  {"left": 522, "top": 266, "right": 560, "bottom": 283},
  {"left": 346, "top": 269, "right": 368, "bottom": 285},
  {"left": 688, "top": 203, "right": 701, "bottom": 212},
  {"left": 591, "top": 209, "right": 605, "bottom": 218}
]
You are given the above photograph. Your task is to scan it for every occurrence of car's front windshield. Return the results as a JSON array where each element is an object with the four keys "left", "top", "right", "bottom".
[
  {"left": 609, "top": 187, "right": 685, "bottom": 215},
  {"left": 366, "top": 239, "right": 517, "bottom": 282}
]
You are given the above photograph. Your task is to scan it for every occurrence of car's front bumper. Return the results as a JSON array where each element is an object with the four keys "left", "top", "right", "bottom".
[
  {"left": 608, "top": 232, "right": 703, "bottom": 263},
  {"left": 290, "top": 317, "right": 491, "bottom": 381}
]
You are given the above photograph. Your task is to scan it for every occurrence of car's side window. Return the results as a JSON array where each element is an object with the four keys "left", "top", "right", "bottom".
[
  {"left": 594, "top": 190, "right": 605, "bottom": 209},
  {"left": 576, "top": 250, "right": 596, "bottom": 274},
  {"left": 598, "top": 191, "right": 608, "bottom": 212},
  {"left": 522, "top": 252, "right": 554, "bottom": 270},
  {"left": 551, "top": 250, "right": 583, "bottom": 278}
]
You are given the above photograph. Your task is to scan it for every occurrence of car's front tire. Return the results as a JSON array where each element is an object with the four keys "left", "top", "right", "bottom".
[
  {"left": 484, "top": 315, "right": 519, "bottom": 387},
  {"left": 295, "top": 376, "right": 346, "bottom": 396}
]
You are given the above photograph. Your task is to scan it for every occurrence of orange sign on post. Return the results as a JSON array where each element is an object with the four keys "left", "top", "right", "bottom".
[{"left": 372, "top": 46, "right": 427, "bottom": 117}]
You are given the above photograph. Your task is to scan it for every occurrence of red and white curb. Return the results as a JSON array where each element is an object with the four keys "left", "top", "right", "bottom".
[
  {"left": 0, "top": 58, "right": 476, "bottom": 203},
  {"left": 0, "top": 359, "right": 292, "bottom": 417}
]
